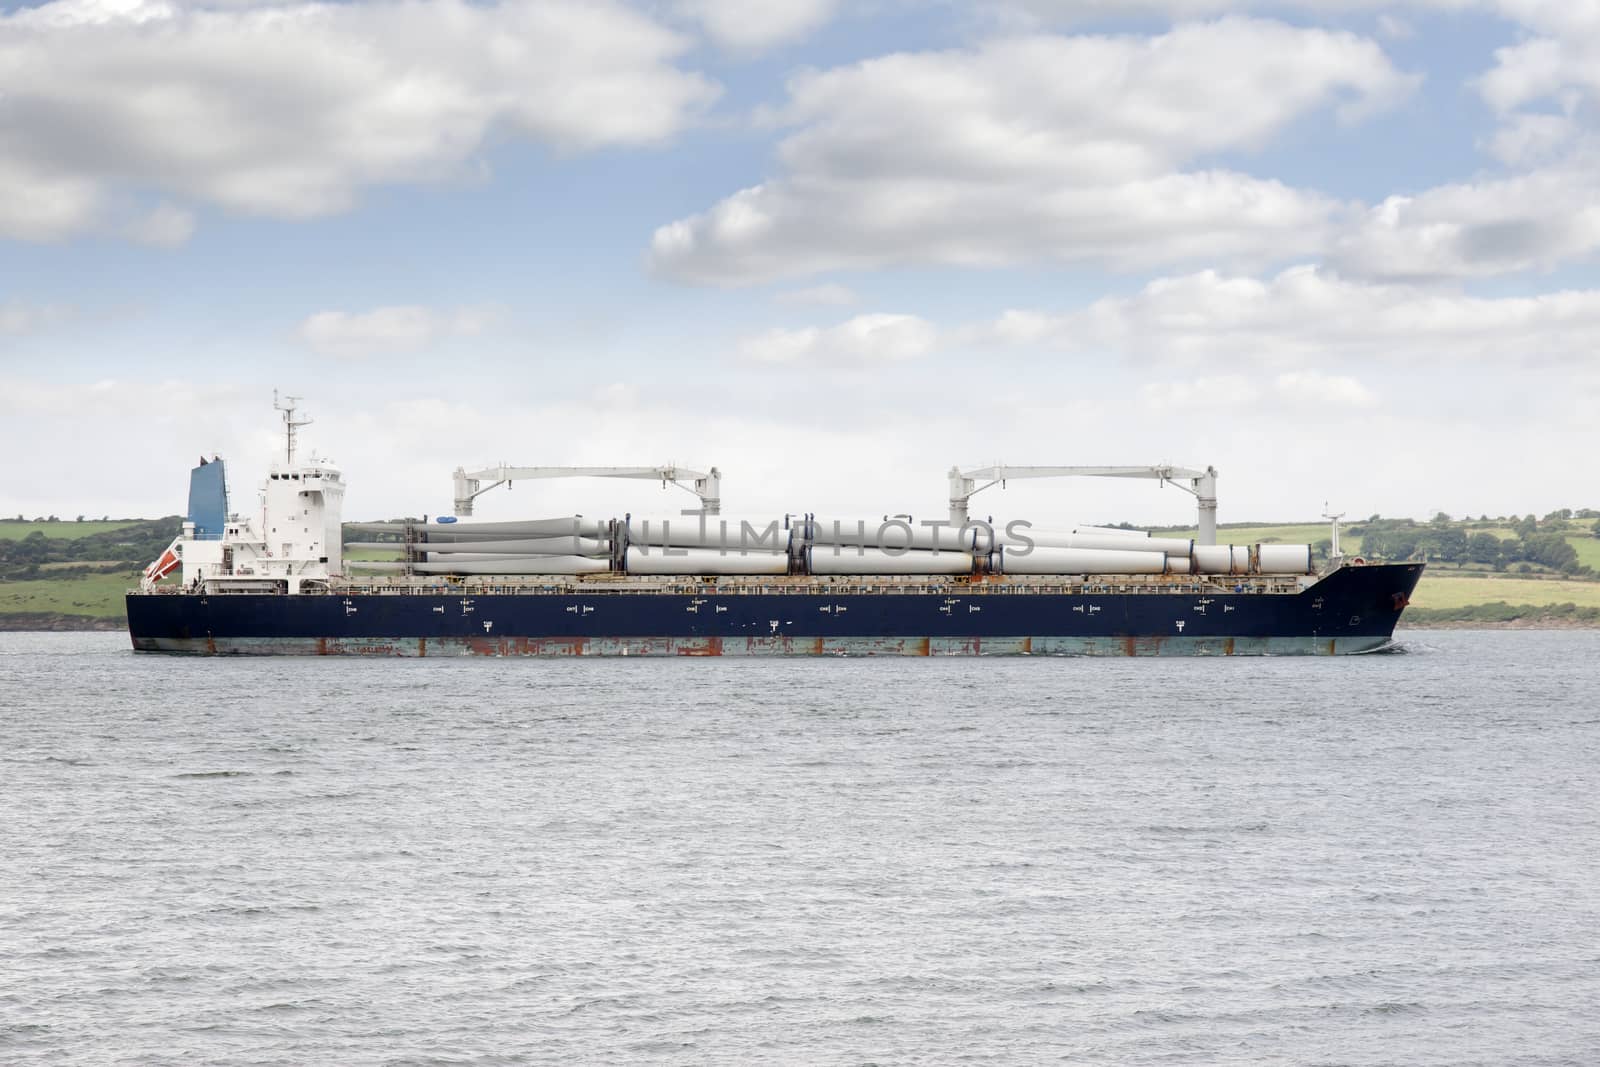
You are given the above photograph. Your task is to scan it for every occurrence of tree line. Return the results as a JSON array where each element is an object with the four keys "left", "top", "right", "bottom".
[
  {"left": 1351, "top": 510, "right": 1598, "bottom": 577},
  {"left": 0, "top": 520, "right": 182, "bottom": 581}
]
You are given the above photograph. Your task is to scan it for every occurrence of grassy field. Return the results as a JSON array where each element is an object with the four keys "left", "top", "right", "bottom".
[
  {"left": 1569, "top": 536, "right": 1600, "bottom": 569},
  {"left": 0, "top": 520, "right": 141, "bottom": 541},
  {"left": 346, "top": 547, "right": 405, "bottom": 561},
  {"left": 1410, "top": 573, "right": 1600, "bottom": 611},
  {"left": 0, "top": 570, "right": 141, "bottom": 617}
]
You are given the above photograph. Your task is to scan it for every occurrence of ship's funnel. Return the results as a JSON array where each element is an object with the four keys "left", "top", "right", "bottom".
[{"left": 188, "top": 458, "right": 227, "bottom": 540}]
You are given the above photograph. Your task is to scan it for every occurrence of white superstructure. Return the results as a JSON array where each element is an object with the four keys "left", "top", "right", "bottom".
[{"left": 141, "top": 394, "right": 346, "bottom": 594}]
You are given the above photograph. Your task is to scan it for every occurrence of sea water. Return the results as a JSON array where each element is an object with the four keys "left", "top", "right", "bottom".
[{"left": 2, "top": 631, "right": 1597, "bottom": 1064}]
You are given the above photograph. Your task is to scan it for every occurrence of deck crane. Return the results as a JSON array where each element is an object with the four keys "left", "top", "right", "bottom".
[
  {"left": 451, "top": 464, "right": 722, "bottom": 517},
  {"left": 948, "top": 464, "right": 1219, "bottom": 545}
]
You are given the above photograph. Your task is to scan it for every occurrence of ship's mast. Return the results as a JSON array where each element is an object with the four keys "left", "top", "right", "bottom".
[
  {"left": 1323, "top": 502, "right": 1345, "bottom": 561},
  {"left": 273, "top": 390, "right": 313, "bottom": 466}
]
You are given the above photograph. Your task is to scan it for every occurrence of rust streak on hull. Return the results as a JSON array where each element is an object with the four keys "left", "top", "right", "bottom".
[{"left": 131, "top": 633, "right": 1400, "bottom": 657}]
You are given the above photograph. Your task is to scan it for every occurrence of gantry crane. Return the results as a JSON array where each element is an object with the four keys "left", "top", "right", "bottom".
[
  {"left": 451, "top": 464, "right": 721, "bottom": 517},
  {"left": 947, "top": 464, "right": 1219, "bottom": 545}
]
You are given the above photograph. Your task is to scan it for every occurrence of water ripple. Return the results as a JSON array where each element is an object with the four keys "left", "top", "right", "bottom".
[{"left": 2, "top": 629, "right": 1598, "bottom": 1064}]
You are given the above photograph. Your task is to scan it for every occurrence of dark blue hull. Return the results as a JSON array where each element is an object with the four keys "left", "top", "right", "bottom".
[{"left": 126, "top": 563, "right": 1423, "bottom": 656}]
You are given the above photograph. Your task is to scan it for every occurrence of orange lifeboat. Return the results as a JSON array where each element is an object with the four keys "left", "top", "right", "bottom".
[{"left": 144, "top": 545, "right": 181, "bottom": 583}]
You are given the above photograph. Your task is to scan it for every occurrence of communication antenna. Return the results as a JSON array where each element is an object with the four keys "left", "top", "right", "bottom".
[
  {"left": 274, "top": 389, "right": 313, "bottom": 465},
  {"left": 1322, "top": 502, "right": 1346, "bottom": 561}
]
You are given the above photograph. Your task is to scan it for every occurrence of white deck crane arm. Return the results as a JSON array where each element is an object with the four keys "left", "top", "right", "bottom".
[
  {"left": 948, "top": 464, "right": 1219, "bottom": 545},
  {"left": 452, "top": 465, "right": 721, "bottom": 517}
]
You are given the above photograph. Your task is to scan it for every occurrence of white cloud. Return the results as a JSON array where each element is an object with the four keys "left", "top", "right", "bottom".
[
  {"left": 312, "top": 391, "right": 953, "bottom": 524},
  {"left": 5, "top": 5, "right": 1597, "bottom": 529},
  {"left": 644, "top": 2, "right": 1600, "bottom": 287},
  {"left": 1, "top": 362, "right": 1591, "bottom": 533},
  {"left": 0, "top": 302, "right": 74, "bottom": 337},
  {"left": 1277, "top": 0, "right": 1600, "bottom": 285},
  {"left": 0, "top": 159, "right": 105, "bottom": 243},
  {"left": 1273, "top": 369, "right": 1378, "bottom": 408},
  {"left": 1137, "top": 370, "right": 1375, "bottom": 417},
  {"left": 1380, "top": 4, "right": 1600, "bottom": 279},
  {"left": 0, "top": 0, "right": 717, "bottom": 242},
  {"left": 0, "top": 378, "right": 250, "bottom": 518},
  {"left": 1472, "top": 5, "right": 1600, "bottom": 188},
  {"left": 987, "top": 264, "right": 1600, "bottom": 367},
  {"left": 989, "top": 0, "right": 1478, "bottom": 21},
  {"left": 1332, "top": 158, "right": 1600, "bottom": 280},
  {"left": 677, "top": 0, "right": 838, "bottom": 52},
  {"left": 1479, "top": 22, "right": 1600, "bottom": 117},
  {"left": 1140, "top": 374, "right": 1263, "bottom": 412},
  {"left": 775, "top": 283, "right": 860, "bottom": 307},
  {"left": 650, "top": 19, "right": 1414, "bottom": 284},
  {"left": 1483, "top": 112, "right": 1578, "bottom": 167},
  {"left": 296, "top": 305, "right": 496, "bottom": 359},
  {"left": 1375, "top": 13, "right": 1413, "bottom": 39},
  {"left": 738, "top": 313, "right": 939, "bottom": 363}
]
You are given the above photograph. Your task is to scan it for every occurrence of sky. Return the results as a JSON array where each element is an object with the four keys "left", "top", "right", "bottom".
[{"left": 2, "top": 0, "right": 1598, "bottom": 530}]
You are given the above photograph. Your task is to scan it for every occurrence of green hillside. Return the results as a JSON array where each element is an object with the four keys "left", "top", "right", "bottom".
[
  {"left": 0, "top": 519, "right": 143, "bottom": 541},
  {"left": 1409, "top": 576, "right": 1600, "bottom": 611},
  {"left": 0, "top": 518, "right": 178, "bottom": 579},
  {"left": 1568, "top": 536, "right": 1600, "bottom": 570},
  {"left": 0, "top": 570, "right": 142, "bottom": 618},
  {"left": 0, "top": 519, "right": 179, "bottom": 627}
]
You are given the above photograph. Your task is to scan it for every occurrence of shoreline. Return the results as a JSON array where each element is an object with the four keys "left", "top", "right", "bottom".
[
  {"left": 1401, "top": 617, "right": 1600, "bottom": 631},
  {"left": 0, "top": 614, "right": 126, "bottom": 632}
]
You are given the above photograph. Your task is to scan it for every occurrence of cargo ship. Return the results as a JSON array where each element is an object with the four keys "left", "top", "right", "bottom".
[{"left": 125, "top": 399, "right": 1422, "bottom": 656}]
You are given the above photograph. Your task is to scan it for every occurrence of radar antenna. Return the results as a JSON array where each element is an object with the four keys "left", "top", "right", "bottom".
[{"left": 273, "top": 390, "right": 313, "bottom": 465}]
